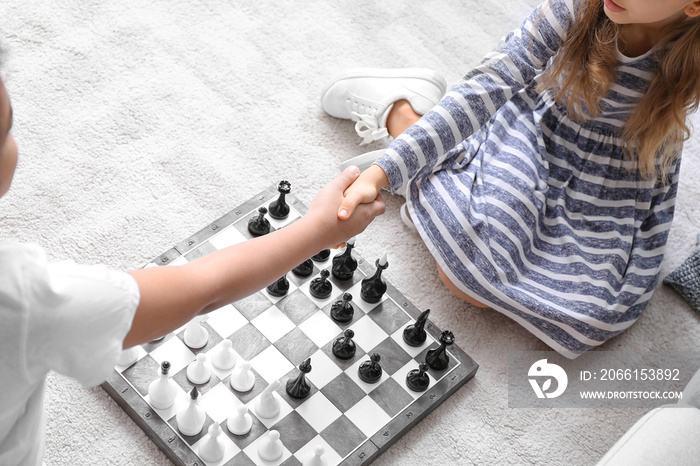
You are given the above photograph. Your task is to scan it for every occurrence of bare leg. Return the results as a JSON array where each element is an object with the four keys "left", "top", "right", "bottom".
[
  {"left": 437, "top": 263, "right": 489, "bottom": 308},
  {"left": 386, "top": 99, "right": 421, "bottom": 138}
]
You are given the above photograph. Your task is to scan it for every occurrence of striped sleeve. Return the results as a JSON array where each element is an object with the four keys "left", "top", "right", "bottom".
[
  {"left": 375, "top": 0, "right": 577, "bottom": 194},
  {"left": 629, "top": 159, "right": 681, "bottom": 274}
]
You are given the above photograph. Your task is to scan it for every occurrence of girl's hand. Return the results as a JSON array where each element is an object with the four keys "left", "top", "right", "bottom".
[
  {"left": 338, "top": 164, "right": 390, "bottom": 220},
  {"left": 304, "top": 166, "right": 386, "bottom": 249}
]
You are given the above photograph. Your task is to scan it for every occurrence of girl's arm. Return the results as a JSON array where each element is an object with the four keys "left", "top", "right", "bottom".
[
  {"left": 376, "top": 0, "right": 577, "bottom": 195},
  {"left": 338, "top": 0, "right": 577, "bottom": 217},
  {"left": 122, "top": 167, "right": 385, "bottom": 348}
]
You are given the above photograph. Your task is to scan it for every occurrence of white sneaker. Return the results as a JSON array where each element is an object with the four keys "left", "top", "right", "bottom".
[{"left": 321, "top": 68, "right": 446, "bottom": 145}]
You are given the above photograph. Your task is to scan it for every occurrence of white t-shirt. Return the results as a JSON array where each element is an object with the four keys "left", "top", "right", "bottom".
[{"left": 0, "top": 242, "right": 140, "bottom": 466}]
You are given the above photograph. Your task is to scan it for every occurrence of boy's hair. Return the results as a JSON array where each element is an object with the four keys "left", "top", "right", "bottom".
[{"left": 538, "top": 0, "right": 700, "bottom": 180}]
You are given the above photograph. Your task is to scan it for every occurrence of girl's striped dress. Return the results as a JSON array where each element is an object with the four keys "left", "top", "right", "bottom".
[{"left": 374, "top": 0, "right": 680, "bottom": 358}]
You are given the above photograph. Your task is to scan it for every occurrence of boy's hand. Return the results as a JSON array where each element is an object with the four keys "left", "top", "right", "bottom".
[
  {"left": 338, "top": 164, "right": 389, "bottom": 220},
  {"left": 305, "top": 166, "right": 385, "bottom": 249}
]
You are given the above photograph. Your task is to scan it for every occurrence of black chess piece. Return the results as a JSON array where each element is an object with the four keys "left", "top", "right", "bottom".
[
  {"left": 330, "top": 292, "right": 354, "bottom": 323},
  {"left": 268, "top": 180, "right": 291, "bottom": 220},
  {"left": 311, "top": 249, "right": 331, "bottom": 262},
  {"left": 406, "top": 362, "right": 430, "bottom": 392},
  {"left": 310, "top": 269, "right": 333, "bottom": 299},
  {"left": 247, "top": 206, "right": 271, "bottom": 236},
  {"left": 331, "top": 238, "right": 357, "bottom": 281},
  {"left": 403, "top": 309, "right": 431, "bottom": 347},
  {"left": 286, "top": 357, "right": 312, "bottom": 399},
  {"left": 292, "top": 258, "right": 314, "bottom": 277},
  {"left": 426, "top": 330, "right": 454, "bottom": 371},
  {"left": 160, "top": 361, "right": 171, "bottom": 375},
  {"left": 360, "top": 254, "right": 388, "bottom": 303},
  {"left": 358, "top": 353, "right": 382, "bottom": 384},
  {"left": 266, "top": 275, "right": 289, "bottom": 297},
  {"left": 332, "top": 329, "right": 356, "bottom": 360}
]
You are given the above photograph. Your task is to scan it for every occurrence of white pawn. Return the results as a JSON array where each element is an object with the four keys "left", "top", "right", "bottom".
[
  {"left": 257, "top": 430, "right": 283, "bottom": 462},
  {"left": 186, "top": 353, "right": 212, "bottom": 385},
  {"left": 148, "top": 361, "right": 178, "bottom": 410},
  {"left": 212, "top": 339, "right": 237, "bottom": 371},
  {"left": 230, "top": 360, "right": 255, "bottom": 392},
  {"left": 176, "top": 387, "right": 206, "bottom": 436},
  {"left": 117, "top": 346, "right": 140, "bottom": 367},
  {"left": 303, "top": 445, "right": 328, "bottom": 466},
  {"left": 255, "top": 379, "right": 281, "bottom": 419},
  {"left": 226, "top": 404, "right": 252, "bottom": 436},
  {"left": 198, "top": 423, "right": 225, "bottom": 463},
  {"left": 183, "top": 316, "right": 209, "bottom": 349}
]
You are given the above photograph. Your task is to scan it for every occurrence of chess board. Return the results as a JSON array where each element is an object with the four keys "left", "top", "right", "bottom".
[{"left": 102, "top": 183, "right": 479, "bottom": 466}]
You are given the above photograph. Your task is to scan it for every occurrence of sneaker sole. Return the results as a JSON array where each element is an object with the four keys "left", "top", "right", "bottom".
[{"left": 321, "top": 67, "right": 447, "bottom": 108}]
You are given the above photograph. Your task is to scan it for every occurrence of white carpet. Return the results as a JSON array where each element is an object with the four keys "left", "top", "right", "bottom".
[{"left": 1, "top": 0, "right": 699, "bottom": 464}]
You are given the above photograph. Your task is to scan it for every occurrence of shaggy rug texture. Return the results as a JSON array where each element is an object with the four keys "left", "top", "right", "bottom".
[{"left": 1, "top": 0, "right": 698, "bottom": 464}]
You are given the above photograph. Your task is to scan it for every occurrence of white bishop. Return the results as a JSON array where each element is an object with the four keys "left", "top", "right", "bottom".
[{"left": 176, "top": 387, "right": 206, "bottom": 436}]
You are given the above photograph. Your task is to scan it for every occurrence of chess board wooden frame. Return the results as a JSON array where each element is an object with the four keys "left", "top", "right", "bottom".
[{"left": 102, "top": 184, "right": 479, "bottom": 466}]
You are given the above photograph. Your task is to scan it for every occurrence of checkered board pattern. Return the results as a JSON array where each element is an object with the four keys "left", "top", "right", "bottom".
[{"left": 102, "top": 184, "right": 479, "bottom": 466}]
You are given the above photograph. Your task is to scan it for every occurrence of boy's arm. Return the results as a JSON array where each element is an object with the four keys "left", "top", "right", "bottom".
[{"left": 123, "top": 167, "right": 385, "bottom": 348}]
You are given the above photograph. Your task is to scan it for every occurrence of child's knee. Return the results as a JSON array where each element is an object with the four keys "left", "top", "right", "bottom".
[{"left": 436, "top": 262, "right": 489, "bottom": 308}]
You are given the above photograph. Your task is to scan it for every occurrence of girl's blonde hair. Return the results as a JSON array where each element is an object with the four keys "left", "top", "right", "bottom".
[{"left": 538, "top": 0, "right": 700, "bottom": 179}]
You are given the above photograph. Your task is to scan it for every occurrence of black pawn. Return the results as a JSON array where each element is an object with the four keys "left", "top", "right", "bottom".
[
  {"left": 358, "top": 353, "right": 382, "bottom": 384},
  {"left": 360, "top": 255, "right": 388, "bottom": 304},
  {"left": 310, "top": 269, "right": 333, "bottom": 299},
  {"left": 286, "top": 357, "right": 312, "bottom": 399},
  {"left": 332, "top": 329, "right": 356, "bottom": 360},
  {"left": 406, "top": 362, "right": 430, "bottom": 392},
  {"left": 268, "top": 180, "right": 291, "bottom": 220},
  {"left": 426, "top": 330, "right": 454, "bottom": 371},
  {"left": 330, "top": 292, "right": 354, "bottom": 323},
  {"left": 403, "top": 309, "right": 430, "bottom": 347},
  {"left": 311, "top": 249, "right": 331, "bottom": 262},
  {"left": 292, "top": 258, "right": 314, "bottom": 277},
  {"left": 160, "top": 361, "right": 171, "bottom": 375},
  {"left": 266, "top": 275, "right": 289, "bottom": 297},
  {"left": 331, "top": 238, "right": 357, "bottom": 281},
  {"left": 248, "top": 207, "right": 271, "bottom": 237}
]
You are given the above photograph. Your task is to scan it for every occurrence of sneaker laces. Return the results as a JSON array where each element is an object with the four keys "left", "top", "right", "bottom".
[{"left": 351, "top": 111, "right": 389, "bottom": 145}]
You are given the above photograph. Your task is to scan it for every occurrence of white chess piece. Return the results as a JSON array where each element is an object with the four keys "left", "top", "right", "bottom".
[
  {"left": 117, "top": 346, "right": 140, "bottom": 367},
  {"left": 183, "top": 316, "right": 209, "bottom": 349},
  {"left": 254, "top": 379, "right": 281, "bottom": 419},
  {"left": 186, "top": 353, "right": 212, "bottom": 385},
  {"left": 230, "top": 359, "right": 255, "bottom": 392},
  {"left": 303, "top": 445, "right": 328, "bottom": 466},
  {"left": 148, "top": 361, "right": 178, "bottom": 410},
  {"left": 198, "top": 423, "right": 225, "bottom": 463},
  {"left": 212, "top": 339, "right": 237, "bottom": 371},
  {"left": 176, "top": 387, "right": 206, "bottom": 436},
  {"left": 257, "top": 430, "right": 283, "bottom": 462},
  {"left": 226, "top": 404, "right": 252, "bottom": 436}
]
